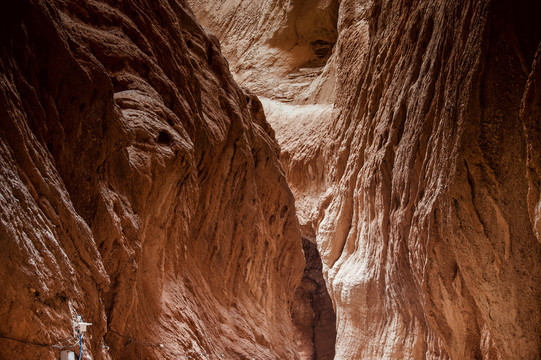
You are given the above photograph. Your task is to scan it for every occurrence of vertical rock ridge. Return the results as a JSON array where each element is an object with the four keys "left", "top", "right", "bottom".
[
  {"left": 187, "top": 1, "right": 345, "bottom": 358},
  {"left": 0, "top": 0, "right": 304, "bottom": 359},
  {"left": 315, "top": 1, "right": 541, "bottom": 359}
]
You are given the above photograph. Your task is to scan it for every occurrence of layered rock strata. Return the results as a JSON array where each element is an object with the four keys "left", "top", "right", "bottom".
[
  {"left": 190, "top": 0, "right": 541, "bottom": 359},
  {"left": 0, "top": 1, "right": 304, "bottom": 359}
]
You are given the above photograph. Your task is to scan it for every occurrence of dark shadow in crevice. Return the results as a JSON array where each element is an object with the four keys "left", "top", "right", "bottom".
[{"left": 292, "top": 238, "right": 337, "bottom": 360}]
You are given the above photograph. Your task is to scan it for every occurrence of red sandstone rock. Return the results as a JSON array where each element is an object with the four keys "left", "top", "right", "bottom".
[
  {"left": 188, "top": 0, "right": 339, "bottom": 103},
  {"left": 319, "top": 1, "right": 541, "bottom": 359},
  {"left": 0, "top": 1, "right": 304, "bottom": 359},
  {"left": 187, "top": 2, "right": 341, "bottom": 357},
  {"left": 192, "top": 0, "right": 541, "bottom": 359}
]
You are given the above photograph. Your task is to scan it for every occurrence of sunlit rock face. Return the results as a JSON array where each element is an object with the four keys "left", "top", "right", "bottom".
[
  {"left": 190, "top": 0, "right": 541, "bottom": 359},
  {"left": 0, "top": 1, "right": 304, "bottom": 359},
  {"left": 188, "top": 0, "right": 339, "bottom": 102},
  {"left": 318, "top": 1, "right": 541, "bottom": 359}
]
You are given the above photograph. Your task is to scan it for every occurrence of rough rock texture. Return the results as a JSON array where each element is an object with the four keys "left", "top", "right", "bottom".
[
  {"left": 190, "top": 0, "right": 541, "bottom": 359},
  {"left": 187, "top": 1, "right": 343, "bottom": 359},
  {"left": 188, "top": 0, "right": 339, "bottom": 103},
  {"left": 187, "top": 2, "right": 342, "bottom": 358},
  {"left": 316, "top": 1, "right": 541, "bottom": 358},
  {"left": 261, "top": 99, "right": 337, "bottom": 242},
  {"left": 187, "top": 0, "right": 344, "bottom": 234},
  {"left": 313, "top": 1, "right": 541, "bottom": 359},
  {"left": 0, "top": 1, "right": 304, "bottom": 359}
]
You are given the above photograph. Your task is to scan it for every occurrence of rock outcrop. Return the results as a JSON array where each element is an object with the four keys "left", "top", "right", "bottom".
[
  {"left": 0, "top": 1, "right": 304, "bottom": 359},
  {"left": 190, "top": 0, "right": 541, "bottom": 359},
  {"left": 523, "top": 45, "right": 541, "bottom": 246},
  {"left": 3, "top": 0, "right": 540, "bottom": 358}
]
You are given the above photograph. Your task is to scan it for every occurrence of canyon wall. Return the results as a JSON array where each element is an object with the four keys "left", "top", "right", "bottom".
[
  {"left": 188, "top": 0, "right": 339, "bottom": 102},
  {"left": 318, "top": 1, "right": 541, "bottom": 358},
  {"left": 187, "top": 1, "right": 342, "bottom": 357},
  {"left": 0, "top": 1, "right": 304, "bottom": 359},
  {"left": 190, "top": 0, "right": 541, "bottom": 359}
]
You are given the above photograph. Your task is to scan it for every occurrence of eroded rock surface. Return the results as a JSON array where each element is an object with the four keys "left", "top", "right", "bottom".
[
  {"left": 316, "top": 2, "right": 541, "bottom": 359},
  {"left": 191, "top": 0, "right": 541, "bottom": 359},
  {"left": 188, "top": 0, "right": 339, "bottom": 103},
  {"left": 0, "top": 1, "right": 304, "bottom": 359},
  {"left": 188, "top": 1, "right": 344, "bottom": 358}
]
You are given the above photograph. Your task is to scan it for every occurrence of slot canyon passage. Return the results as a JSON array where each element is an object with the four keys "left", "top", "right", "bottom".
[{"left": 1, "top": 0, "right": 541, "bottom": 360}]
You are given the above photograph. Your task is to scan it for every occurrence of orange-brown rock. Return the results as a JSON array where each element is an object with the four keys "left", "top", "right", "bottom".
[
  {"left": 315, "top": 1, "right": 541, "bottom": 358},
  {"left": 523, "top": 46, "right": 541, "bottom": 245},
  {"left": 187, "top": 0, "right": 339, "bottom": 103},
  {"left": 0, "top": 1, "right": 304, "bottom": 359},
  {"left": 187, "top": 2, "right": 341, "bottom": 359},
  {"left": 191, "top": 0, "right": 541, "bottom": 359}
]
